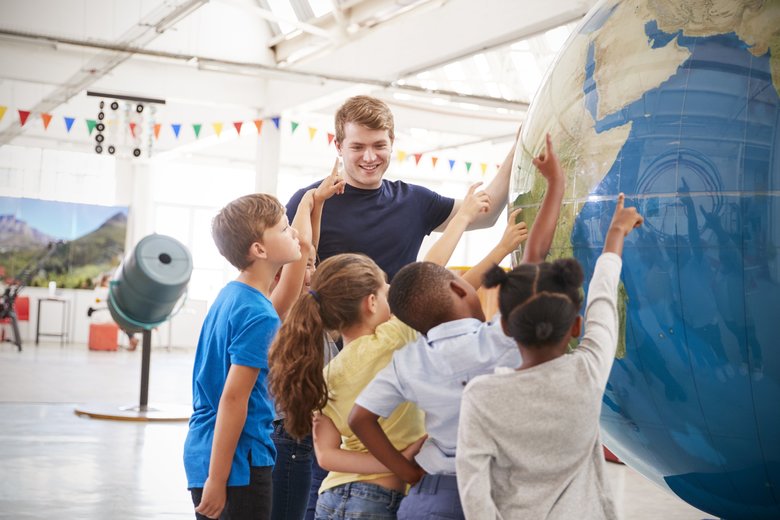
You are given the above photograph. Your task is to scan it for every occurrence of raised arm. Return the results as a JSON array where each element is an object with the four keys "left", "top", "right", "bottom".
[
  {"left": 313, "top": 412, "right": 425, "bottom": 474},
  {"left": 424, "top": 182, "right": 490, "bottom": 266},
  {"left": 522, "top": 133, "right": 565, "bottom": 264},
  {"left": 311, "top": 159, "right": 346, "bottom": 251},
  {"left": 461, "top": 207, "right": 528, "bottom": 289},
  {"left": 436, "top": 127, "right": 519, "bottom": 231}
]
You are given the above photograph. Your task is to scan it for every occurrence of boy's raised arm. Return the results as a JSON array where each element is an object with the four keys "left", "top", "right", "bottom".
[
  {"left": 522, "top": 133, "right": 565, "bottom": 264},
  {"left": 461, "top": 208, "right": 528, "bottom": 289}
]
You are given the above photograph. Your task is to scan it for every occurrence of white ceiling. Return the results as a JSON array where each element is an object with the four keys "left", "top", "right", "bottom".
[{"left": 0, "top": 0, "right": 596, "bottom": 162}]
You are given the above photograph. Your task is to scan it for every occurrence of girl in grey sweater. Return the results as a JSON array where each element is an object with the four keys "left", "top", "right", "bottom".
[{"left": 456, "top": 194, "right": 643, "bottom": 520}]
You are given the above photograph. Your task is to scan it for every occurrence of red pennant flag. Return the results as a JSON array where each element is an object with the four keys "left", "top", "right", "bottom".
[
  {"left": 41, "top": 113, "right": 53, "bottom": 129},
  {"left": 253, "top": 119, "right": 263, "bottom": 135},
  {"left": 129, "top": 122, "right": 137, "bottom": 138},
  {"left": 431, "top": 156, "right": 439, "bottom": 168},
  {"left": 413, "top": 153, "right": 423, "bottom": 165},
  {"left": 327, "top": 132, "right": 335, "bottom": 145},
  {"left": 18, "top": 110, "right": 30, "bottom": 126},
  {"left": 234, "top": 121, "right": 243, "bottom": 135},
  {"left": 153, "top": 124, "right": 161, "bottom": 139}
]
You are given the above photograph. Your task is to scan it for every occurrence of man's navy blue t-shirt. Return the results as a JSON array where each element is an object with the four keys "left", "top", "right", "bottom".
[{"left": 286, "top": 179, "right": 454, "bottom": 280}]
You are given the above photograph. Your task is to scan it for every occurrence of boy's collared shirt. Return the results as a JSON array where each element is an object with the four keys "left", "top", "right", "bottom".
[{"left": 355, "top": 314, "right": 521, "bottom": 474}]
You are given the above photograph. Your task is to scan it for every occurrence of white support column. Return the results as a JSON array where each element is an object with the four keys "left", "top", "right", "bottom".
[
  {"left": 255, "top": 118, "right": 282, "bottom": 196},
  {"left": 117, "top": 158, "right": 155, "bottom": 252}
]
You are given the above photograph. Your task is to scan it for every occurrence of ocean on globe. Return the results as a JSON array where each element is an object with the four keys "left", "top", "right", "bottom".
[{"left": 509, "top": 0, "right": 780, "bottom": 518}]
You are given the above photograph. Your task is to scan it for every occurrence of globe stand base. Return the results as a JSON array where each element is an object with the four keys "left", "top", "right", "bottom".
[{"left": 73, "top": 330, "right": 190, "bottom": 422}]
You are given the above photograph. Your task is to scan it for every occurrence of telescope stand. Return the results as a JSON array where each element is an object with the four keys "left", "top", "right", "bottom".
[
  {"left": 74, "top": 329, "right": 190, "bottom": 422},
  {"left": 2, "top": 311, "right": 22, "bottom": 351}
]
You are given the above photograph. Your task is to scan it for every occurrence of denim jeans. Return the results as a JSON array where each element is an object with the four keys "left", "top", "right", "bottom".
[
  {"left": 305, "top": 455, "right": 328, "bottom": 520},
  {"left": 397, "top": 474, "right": 464, "bottom": 520},
  {"left": 315, "top": 481, "right": 404, "bottom": 520},
  {"left": 271, "top": 420, "right": 314, "bottom": 520},
  {"left": 190, "top": 465, "right": 273, "bottom": 520}
]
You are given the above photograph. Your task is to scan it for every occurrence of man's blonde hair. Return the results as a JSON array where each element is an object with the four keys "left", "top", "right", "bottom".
[
  {"left": 334, "top": 95, "right": 395, "bottom": 143},
  {"left": 212, "top": 193, "right": 285, "bottom": 270}
]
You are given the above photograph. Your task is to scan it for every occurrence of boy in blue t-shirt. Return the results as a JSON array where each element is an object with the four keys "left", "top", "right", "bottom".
[{"left": 183, "top": 193, "right": 302, "bottom": 520}]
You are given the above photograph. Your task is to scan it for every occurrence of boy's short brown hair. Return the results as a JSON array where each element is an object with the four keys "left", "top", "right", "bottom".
[
  {"left": 334, "top": 95, "right": 395, "bottom": 144},
  {"left": 212, "top": 193, "right": 285, "bottom": 270}
]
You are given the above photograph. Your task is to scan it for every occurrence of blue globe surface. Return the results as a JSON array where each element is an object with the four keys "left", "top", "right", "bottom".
[{"left": 510, "top": 1, "right": 780, "bottom": 518}]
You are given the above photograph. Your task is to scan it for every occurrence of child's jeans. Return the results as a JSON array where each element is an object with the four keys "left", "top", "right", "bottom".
[
  {"left": 315, "top": 481, "right": 404, "bottom": 520},
  {"left": 397, "top": 474, "right": 464, "bottom": 520},
  {"left": 271, "top": 420, "right": 313, "bottom": 520},
  {"left": 190, "top": 465, "right": 273, "bottom": 520}
]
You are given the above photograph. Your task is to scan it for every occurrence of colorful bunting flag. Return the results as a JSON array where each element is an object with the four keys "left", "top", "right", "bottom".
[
  {"left": 413, "top": 153, "right": 422, "bottom": 165},
  {"left": 153, "top": 124, "right": 162, "bottom": 140},
  {"left": 465, "top": 161, "right": 472, "bottom": 173},
  {"left": 448, "top": 159, "right": 456, "bottom": 171},
  {"left": 291, "top": 121, "right": 299, "bottom": 134},
  {"left": 18, "top": 110, "right": 30, "bottom": 126},
  {"left": 192, "top": 124, "right": 201, "bottom": 138},
  {"left": 271, "top": 117, "right": 280, "bottom": 129},
  {"left": 213, "top": 122, "right": 223, "bottom": 137},
  {"left": 397, "top": 150, "right": 407, "bottom": 163},
  {"left": 480, "top": 163, "right": 488, "bottom": 175},
  {"left": 431, "top": 156, "right": 439, "bottom": 168},
  {"left": 86, "top": 119, "right": 97, "bottom": 135},
  {"left": 308, "top": 127, "right": 317, "bottom": 141},
  {"left": 0, "top": 106, "right": 6, "bottom": 122},
  {"left": 41, "top": 113, "right": 52, "bottom": 130},
  {"left": 171, "top": 124, "right": 182, "bottom": 138},
  {"left": 253, "top": 119, "right": 263, "bottom": 135},
  {"left": 129, "top": 122, "right": 137, "bottom": 138},
  {"left": 327, "top": 132, "right": 335, "bottom": 145},
  {"left": 64, "top": 117, "right": 75, "bottom": 133},
  {"left": 233, "top": 121, "right": 243, "bottom": 135}
]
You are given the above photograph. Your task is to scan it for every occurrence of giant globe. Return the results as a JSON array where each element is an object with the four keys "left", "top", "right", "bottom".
[{"left": 510, "top": 1, "right": 780, "bottom": 518}]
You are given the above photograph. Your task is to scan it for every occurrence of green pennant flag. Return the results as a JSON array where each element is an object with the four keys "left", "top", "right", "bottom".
[
  {"left": 86, "top": 119, "right": 97, "bottom": 135},
  {"left": 291, "top": 121, "right": 299, "bottom": 134},
  {"left": 193, "top": 124, "right": 202, "bottom": 138},
  {"left": 465, "top": 161, "right": 473, "bottom": 173}
]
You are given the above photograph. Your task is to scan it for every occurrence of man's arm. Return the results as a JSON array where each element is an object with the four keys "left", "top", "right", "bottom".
[
  {"left": 435, "top": 128, "right": 519, "bottom": 231},
  {"left": 348, "top": 404, "right": 425, "bottom": 485},
  {"left": 195, "top": 364, "right": 259, "bottom": 519}
]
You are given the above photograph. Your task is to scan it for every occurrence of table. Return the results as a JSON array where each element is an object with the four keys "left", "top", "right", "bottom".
[{"left": 35, "top": 297, "right": 70, "bottom": 346}]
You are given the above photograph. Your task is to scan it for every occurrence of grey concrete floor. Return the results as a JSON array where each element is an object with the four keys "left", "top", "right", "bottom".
[{"left": 0, "top": 340, "right": 714, "bottom": 519}]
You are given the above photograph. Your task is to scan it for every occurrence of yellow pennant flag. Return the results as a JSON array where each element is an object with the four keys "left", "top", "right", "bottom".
[
  {"left": 480, "top": 163, "right": 488, "bottom": 175},
  {"left": 0, "top": 106, "right": 6, "bottom": 122},
  {"left": 213, "top": 122, "right": 223, "bottom": 137},
  {"left": 397, "top": 150, "right": 407, "bottom": 163},
  {"left": 308, "top": 127, "right": 317, "bottom": 141}
]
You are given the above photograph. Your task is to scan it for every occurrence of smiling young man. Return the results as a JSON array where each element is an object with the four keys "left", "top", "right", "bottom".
[{"left": 286, "top": 95, "right": 517, "bottom": 281}]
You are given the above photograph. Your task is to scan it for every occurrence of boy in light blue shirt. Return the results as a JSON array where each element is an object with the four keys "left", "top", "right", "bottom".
[{"left": 349, "top": 134, "right": 565, "bottom": 519}]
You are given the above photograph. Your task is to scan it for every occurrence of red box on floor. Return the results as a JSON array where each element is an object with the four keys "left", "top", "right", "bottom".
[{"left": 89, "top": 323, "right": 119, "bottom": 351}]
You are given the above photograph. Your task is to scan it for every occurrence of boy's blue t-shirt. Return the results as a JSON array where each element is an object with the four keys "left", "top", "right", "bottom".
[
  {"left": 286, "top": 179, "right": 454, "bottom": 280},
  {"left": 183, "top": 281, "right": 280, "bottom": 488}
]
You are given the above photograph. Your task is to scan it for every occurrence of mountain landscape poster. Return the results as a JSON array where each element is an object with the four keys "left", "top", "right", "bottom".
[{"left": 0, "top": 197, "right": 129, "bottom": 289}]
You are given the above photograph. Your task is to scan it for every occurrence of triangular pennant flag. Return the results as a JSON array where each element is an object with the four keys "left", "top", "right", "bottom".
[
  {"left": 431, "top": 156, "right": 439, "bottom": 168},
  {"left": 291, "top": 121, "right": 299, "bottom": 134},
  {"left": 192, "top": 124, "right": 201, "bottom": 138},
  {"left": 18, "top": 110, "right": 30, "bottom": 126},
  {"left": 480, "top": 163, "right": 488, "bottom": 175},
  {"left": 86, "top": 119, "right": 97, "bottom": 135},
  {"left": 496, "top": 164, "right": 501, "bottom": 171},
  {"left": 327, "top": 132, "right": 335, "bottom": 145},
  {"left": 448, "top": 159, "right": 456, "bottom": 171},
  {"left": 308, "top": 127, "right": 317, "bottom": 141},
  {"left": 271, "top": 117, "right": 280, "bottom": 129},
  {"left": 153, "top": 124, "right": 161, "bottom": 139},
  {"left": 465, "top": 161, "right": 473, "bottom": 173},
  {"left": 41, "top": 113, "right": 52, "bottom": 130},
  {"left": 171, "top": 124, "right": 182, "bottom": 138},
  {"left": 253, "top": 119, "right": 263, "bottom": 135},
  {"left": 213, "top": 122, "right": 223, "bottom": 137},
  {"left": 0, "top": 106, "right": 6, "bottom": 122},
  {"left": 413, "top": 153, "right": 423, "bottom": 165},
  {"left": 64, "top": 117, "right": 75, "bottom": 133},
  {"left": 397, "top": 150, "right": 407, "bottom": 162},
  {"left": 129, "top": 122, "right": 137, "bottom": 138},
  {"left": 233, "top": 121, "right": 243, "bottom": 135}
]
